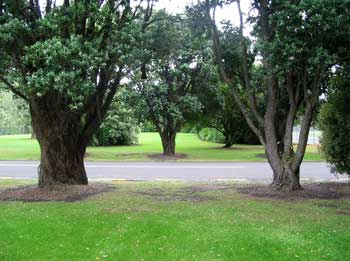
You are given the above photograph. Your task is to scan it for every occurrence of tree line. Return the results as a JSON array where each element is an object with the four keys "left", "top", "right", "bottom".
[{"left": 0, "top": 0, "right": 349, "bottom": 190}]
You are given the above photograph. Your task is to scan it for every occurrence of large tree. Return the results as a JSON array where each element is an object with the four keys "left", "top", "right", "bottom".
[
  {"left": 133, "top": 11, "right": 203, "bottom": 155},
  {"left": 202, "top": 0, "right": 350, "bottom": 190},
  {"left": 0, "top": 0, "right": 140, "bottom": 186}
]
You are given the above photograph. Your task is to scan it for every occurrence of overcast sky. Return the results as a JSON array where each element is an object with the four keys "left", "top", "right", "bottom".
[
  {"left": 39, "top": 0, "right": 253, "bottom": 33},
  {"left": 155, "top": 0, "right": 251, "bottom": 24}
]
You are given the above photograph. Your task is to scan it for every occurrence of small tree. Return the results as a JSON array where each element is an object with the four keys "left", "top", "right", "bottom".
[
  {"left": 319, "top": 69, "right": 350, "bottom": 175},
  {"left": 134, "top": 11, "right": 203, "bottom": 155}
]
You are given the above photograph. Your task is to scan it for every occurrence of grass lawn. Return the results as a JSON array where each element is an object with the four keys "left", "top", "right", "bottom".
[
  {"left": 0, "top": 133, "right": 322, "bottom": 162},
  {"left": 0, "top": 180, "right": 349, "bottom": 260}
]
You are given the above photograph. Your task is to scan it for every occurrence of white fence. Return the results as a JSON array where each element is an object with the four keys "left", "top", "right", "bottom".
[{"left": 293, "top": 126, "right": 320, "bottom": 145}]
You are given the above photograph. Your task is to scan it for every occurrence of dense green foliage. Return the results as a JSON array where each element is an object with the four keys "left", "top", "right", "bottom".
[
  {"left": 91, "top": 92, "right": 140, "bottom": 146},
  {"left": 197, "top": 127, "right": 225, "bottom": 143},
  {"left": 0, "top": 1, "right": 136, "bottom": 103},
  {"left": 319, "top": 69, "right": 350, "bottom": 175},
  {"left": 196, "top": 82, "right": 260, "bottom": 146}
]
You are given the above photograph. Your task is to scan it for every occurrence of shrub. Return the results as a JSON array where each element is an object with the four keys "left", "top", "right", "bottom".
[
  {"left": 319, "top": 71, "right": 350, "bottom": 175},
  {"left": 91, "top": 93, "right": 140, "bottom": 146},
  {"left": 198, "top": 128, "right": 225, "bottom": 143}
]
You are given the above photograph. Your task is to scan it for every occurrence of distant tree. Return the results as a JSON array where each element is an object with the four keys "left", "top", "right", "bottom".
[
  {"left": 188, "top": 35, "right": 260, "bottom": 147},
  {"left": 209, "top": 86, "right": 260, "bottom": 147},
  {"left": 0, "top": 1, "right": 140, "bottom": 186},
  {"left": 319, "top": 68, "right": 350, "bottom": 175},
  {"left": 133, "top": 11, "right": 203, "bottom": 155}
]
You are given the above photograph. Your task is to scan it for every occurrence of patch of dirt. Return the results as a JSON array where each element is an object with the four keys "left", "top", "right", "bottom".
[
  {"left": 179, "top": 184, "right": 237, "bottom": 193},
  {"left": 318, "top": 201, "right": 350, "bottom": 216},
  {"left": 237, "top": 182, "right": 350, "bottom": 200},
  {"left": 336, "top": 210, "right": 350, "bottom": 215},
  {"left": 255, "top": 153, "right": 267, "bottom": 159},
  {"left": 103, "top": 207, "right": 153, "bottom": 214},
  {"left": 0, "top": 183, "right": 114, "bottom": 202},
  {"left": 147, "top": 153, "right": 188, "bottom": 161},
  {"left": 134, "top": 187, "right": 216, "bottom": 202},
  {"left": 211, "top": 146, "right": 257, "bottom": 150},
  {"left": 117, "top": 152, "right": 145, "bottom": 157}
]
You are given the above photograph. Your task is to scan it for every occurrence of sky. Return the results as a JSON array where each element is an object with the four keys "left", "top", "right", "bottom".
[
  {"left": 39, "top": 0, "right": 253, "bottom": 34},
  {"left": 155, "top": 0, "right": 251, "bottom": 25}
]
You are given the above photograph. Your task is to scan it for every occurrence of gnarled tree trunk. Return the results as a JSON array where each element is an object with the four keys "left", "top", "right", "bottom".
[
  {"left": 267, "top": 157, "right": 302, "bottom": 191},
  {"left": 271, "top": 165, "right": 301, "bottom": 191},
  {"left": 30, "top": 94, "right": 88, "bottom": 187}
]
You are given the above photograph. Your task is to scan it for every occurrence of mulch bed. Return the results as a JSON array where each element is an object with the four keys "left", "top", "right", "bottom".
[
  {"left": 237, "top": 182, "right": 350, "bottom": 200},
  {"left": 134, "top": 187, "right": 217, "bottom": 202},
  {"left": 255, "top": 153, "right": 267, "bottom": 159},
  {"left": 147, "top": 153, "right": 188, "bottom": 161},
  {"left": 0, "top": 183, "right": 114, "bottom": 202}
]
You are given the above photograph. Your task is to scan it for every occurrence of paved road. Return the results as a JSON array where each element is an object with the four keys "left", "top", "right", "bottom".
[{"left": 0, "top": 161, "right": 347, "bottom": 182}]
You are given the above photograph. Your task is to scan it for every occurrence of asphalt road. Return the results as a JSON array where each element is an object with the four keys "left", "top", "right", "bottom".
[{"left": 0, "top": 161, "right": 347, "bottom": 182}]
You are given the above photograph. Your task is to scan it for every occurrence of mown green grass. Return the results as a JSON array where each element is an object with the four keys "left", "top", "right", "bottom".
[
  {"left": 0, "top": 180, "right": 349, "bottom": 260},
  {"left": 0, "top": 133, "right": 322, "bottom": 162}
]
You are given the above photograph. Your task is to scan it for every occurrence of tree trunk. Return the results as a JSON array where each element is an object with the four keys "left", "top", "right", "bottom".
[
  {"left": 223, "top": 136, "right": 234, "bottom": 148},
  {"left": 31, "top": 131, "right": 36, "bottom": 139},
  {"left": 37, "top": 136, "right": 87, "bottom": 186},
  {"left": 30, "top": 94, "right": 88, "bottom": 187},
  {"left": 160, "top": 131, "right": 176, "bottom": 155},
  {"left": 270, "top": 164, "right": 301, "bottom": 191}
]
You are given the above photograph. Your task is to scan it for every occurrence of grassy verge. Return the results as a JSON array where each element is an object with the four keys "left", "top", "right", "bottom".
[
  {"left": 0, "top": 180, "right": 348, "bottom": 260},
  {"left": 0, "top": 133, "right": 322, "bottom": 162}
]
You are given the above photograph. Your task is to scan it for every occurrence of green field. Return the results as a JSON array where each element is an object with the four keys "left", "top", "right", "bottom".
[
  {"left": 0, "top": 132, "right": 322, "bottom": 162},
  {"left": 0, "top": 180, "right": 349, "bottom": 260}
]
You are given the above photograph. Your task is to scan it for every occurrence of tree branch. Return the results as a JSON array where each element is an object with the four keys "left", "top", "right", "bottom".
[
  {"left": 204, "top": 0, "right": 265, "bottom": 146},
  {"left": 237, "top": 0, "right": 264, "bottom": 126},
  {"left": 0, "top": 76, "right": 28, "bottom": 101},
  {"left": 283, "top": 72, "right": 298, "bottom": 154},
  {"left": 292, "top": 68, "right": 323, "bottom": 171}
]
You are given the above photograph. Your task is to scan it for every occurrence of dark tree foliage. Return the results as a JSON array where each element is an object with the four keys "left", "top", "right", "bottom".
[
  {"left": 189, "top": 22, "right": 260, "bottom": 148},
  {"left": 0, "top": 0, "right": 141, "bottom": 186},
  {"left": 319, "top": 68, "right": 350, "bottom": 175}
]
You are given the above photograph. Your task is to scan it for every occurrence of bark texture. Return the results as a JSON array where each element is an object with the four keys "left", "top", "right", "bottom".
[{"left": 30, "top": 94, "right": 88, "bottom": 187}]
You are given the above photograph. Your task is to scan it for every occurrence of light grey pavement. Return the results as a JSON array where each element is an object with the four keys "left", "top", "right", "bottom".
[{"left": 0, "top": 161, "right": 348, "bottom": 182}]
